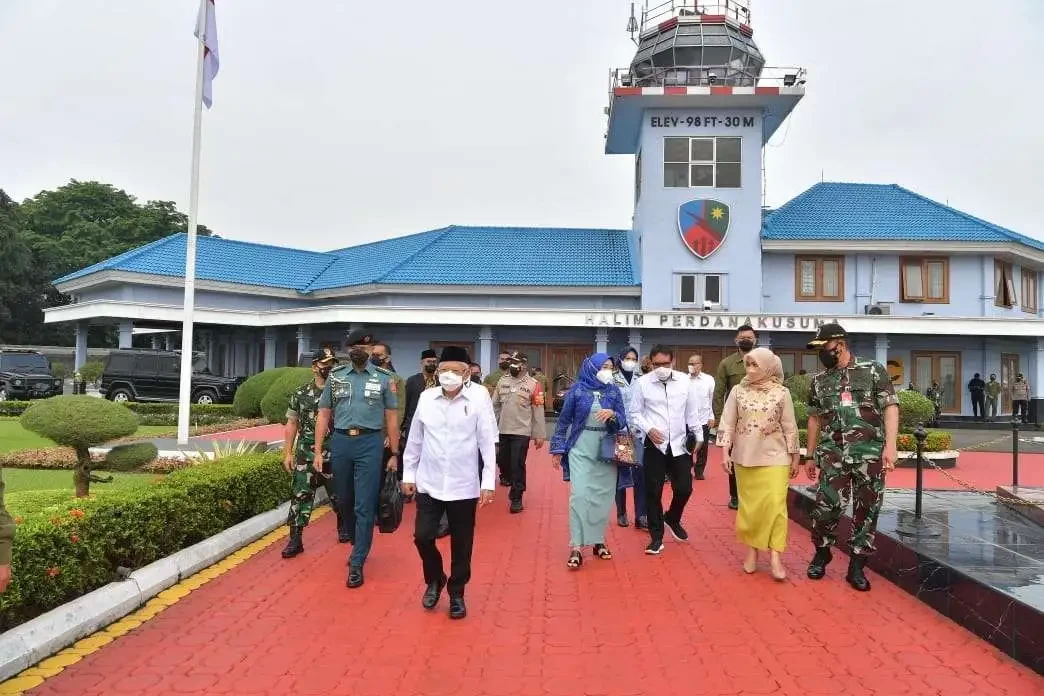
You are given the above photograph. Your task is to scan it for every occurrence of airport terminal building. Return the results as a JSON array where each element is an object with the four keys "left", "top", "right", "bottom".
[{"left": 46, "top": 3, "right": 1043, "bottom": 419}]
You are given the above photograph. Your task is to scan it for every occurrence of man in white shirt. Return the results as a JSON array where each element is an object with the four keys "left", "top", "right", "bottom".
[
  {"left": 631, "top": 345, "right": 705, "bottom": 555},
  {"left": 686, "top": 354, "right": 715, "bottom": 481},
  {"left": 402, "top": 346, "right": 497, "bottom": 620}
]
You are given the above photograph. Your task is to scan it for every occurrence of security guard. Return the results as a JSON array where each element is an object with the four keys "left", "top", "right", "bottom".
[
  {"left": 711, "top": 323, "right": 758, "bottom": 509},
  {"left": 492, "top": 351, "right": 546, "bottom": 513},
  {"left": 315, "top": 328, "right": 400, "bottom": 589},
  {"left": 281, "top": 348, "right": 341, "bottom": 558},
  {"left": 804, "top": 322, "right": 899, "bottom": 592}
]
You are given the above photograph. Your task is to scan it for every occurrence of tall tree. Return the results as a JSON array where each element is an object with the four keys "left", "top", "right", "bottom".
[{"left": 0, "top": 190, "right": 34, "bottom": 343}]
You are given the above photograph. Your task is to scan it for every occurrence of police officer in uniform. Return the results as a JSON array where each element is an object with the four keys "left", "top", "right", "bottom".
[
  {"left": 492, "top": 351, "right": 546, "bottom": 513},
  {"left": 315, "top": 328, "right": 400, "bottom": 589},
  {"left": 282, "top": 348, "right": 342, "bottom": 558},
  {"left": 804, "top": 322, "right": 898, "bottom": 592}
]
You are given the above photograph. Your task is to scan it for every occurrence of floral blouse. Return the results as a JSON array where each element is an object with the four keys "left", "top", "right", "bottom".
[{"left": 715, "top": 382, "right": 800, "bottom": 467}]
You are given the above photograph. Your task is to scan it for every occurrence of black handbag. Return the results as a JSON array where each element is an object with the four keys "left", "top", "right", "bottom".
[{"left": 376, "top": 469, "right": 403, "bottom": 534}]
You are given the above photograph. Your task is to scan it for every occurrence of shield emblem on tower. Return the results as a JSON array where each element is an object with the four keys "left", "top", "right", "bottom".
[{"left": 678, "top": 199, "right": 730, "bottom": 259}]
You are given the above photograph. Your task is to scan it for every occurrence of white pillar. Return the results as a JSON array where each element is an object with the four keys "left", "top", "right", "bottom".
[
  {"left": 761, "top": 334, "right": 772, "bottom": 349},
  {"left": 264, "top": 328, "right": 277, "bottom": 370},
  {"left": 74, "top": 321, "right": 88, "bottom": 371},
  {"left": 1033, "top": 337, "right": 1044, "bottom": 399},
  {"left": 875, "top": 334, "right": 889, "bottom": 366},
  {"left": 118, "top": 320, "right": 133, "bottom": 349},
  {"left": 151, "top": 335, "right": 161, "bottom": 350},
  {"left": 980, "top": 257, "right": 992, "bottom": 317},
  {"left": 296, "top": 326, "right": 311, "bottom": 364},
  {"left": 627, "top": 329, "right": 642, "bottom": 359},
  {"left": 206, "top": 332, "right": 215, "bottom": 373},
  {"left": 479, "top": 326, "right": 494, "bottom": 377},
  {"left": 595, "top": 328, "right": 609, "bottom": 355},
  {"left": 164, "top": 334, "right": 174, "bottom": 351}
]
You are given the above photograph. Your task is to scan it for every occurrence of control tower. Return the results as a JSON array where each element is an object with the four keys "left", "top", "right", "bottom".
[{"left": 606, "top": 1, "right": 805, "bottom": 314}]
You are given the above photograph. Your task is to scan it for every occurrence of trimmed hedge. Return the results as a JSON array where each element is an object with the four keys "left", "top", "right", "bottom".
[
  {"left": 0, "top": 400, "right": 237, "bottom": 426},
  {"left": 102, "top": 443, "right": 159, "bottom": 472},
  {"left": 232, "top": 367, "right": 297, "bottom": 418},
  {"left": 259, "top": 368, "right": 313, "bottom": 424},
  {"left": 21, "top": 397, "right": 139, "bottom": 453},
  {"left": 798, "top": 429, "right": 953, "bottom": 452},
  {"left": 783, "top": 373, "right": 811, "bottom": 404},
  {"left": 897, "top": 390, "right": 936, "bottom": 431},
  {"left": 791, "top": 399, "right": 809, "bottom": 428},
  {"left": 0, "top": 401, "right": 30, "bottom": 417},
  {"left": 0, "top": 452, "right": 290, "bottom": 631}
]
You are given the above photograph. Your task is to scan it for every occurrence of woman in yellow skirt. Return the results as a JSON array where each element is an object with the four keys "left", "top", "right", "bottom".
[{"left": 715, "top": 347, "right": 800, "bottom": 580}]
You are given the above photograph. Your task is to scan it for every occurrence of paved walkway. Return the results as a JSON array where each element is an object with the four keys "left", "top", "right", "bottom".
[{"left": 13, "top": 447, "right": 1041, "bottom": 696}]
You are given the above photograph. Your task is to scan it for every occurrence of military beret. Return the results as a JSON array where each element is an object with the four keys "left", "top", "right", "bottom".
[
  {"left": 508, "top": 351, "right": 528, "bottom": 365},
  {"left": 344, "top": 328, "right": 375, "bottom": 347},
  {"left": 311, "top": 347, "right": 338, "bottom": 366},
  {"left": 438, "top": 346, "right": 471, "bottom": 364},
  {"left": 420, "top": 349, "right": 438, "bottom": 360},
  {"left": 807, "top": 322, "right": 848, "bottom": 349}
]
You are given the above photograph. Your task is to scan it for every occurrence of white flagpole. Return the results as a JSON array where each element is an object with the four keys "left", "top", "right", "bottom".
[{"left": 177, "top": 8, "right": 208, "bottom": 445}]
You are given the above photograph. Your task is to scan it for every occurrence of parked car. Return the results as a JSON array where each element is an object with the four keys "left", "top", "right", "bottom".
[
  {"left": 99, "top": 349, "right": 242, "bottom": 404},
  {"left": 0, "top": 349, "right": 64, "bottom": 401}
]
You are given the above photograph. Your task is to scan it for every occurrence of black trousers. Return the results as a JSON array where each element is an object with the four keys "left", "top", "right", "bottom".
[
  {"left": 972, "top": 393, "right": 985, "bottom": 419},
  {"left": 497, "top": 434, "right": 531, "bottom": 502},
  {"left": 643, "top": 441, "right": 692, "bottom": 543},
  {"left": 414, "top": 493, "right": 478, "bottom": 597},
  {"left": 692, "top": 425, "right": 710, "bottom": 476},
  {"left": 1013, "top": 400, "right": 1029, "bottom": 421}
]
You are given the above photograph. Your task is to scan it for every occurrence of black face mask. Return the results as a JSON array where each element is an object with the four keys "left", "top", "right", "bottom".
[
  {"left": 737, "top": 339, "right": 754, "bottom": 353},
  {"left": 370, "top": 355, "right": 386, "bottom": 367},
  {"left": 509, "top": 366, "right": 521, "bottom": 377},
  {"left": 498, "top": 361, "right": 510, "bottom": 370},
  {"left": 471, "top": 375, "right": 482, "bottom": 384},
  {"left": 423, "top": 363, "right": 436, "bottom": 374},
  {"left": 349, "top": 348, "right": 368, "bottom": 365},
  {"left": 315, "top": 366, "right": 331, "bottom": 379},
  {"left": 818, "top": 347, "right": 840, "bottom": 369}
]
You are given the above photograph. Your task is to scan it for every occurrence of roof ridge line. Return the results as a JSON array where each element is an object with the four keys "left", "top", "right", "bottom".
[
  {"left": 54, "top": 233, "right": 181, "bottom": 283},
  {"left": 185, "top": 231, "right": 331, "bottom": 258},
  {"left": 892, "top": 184, "right": 1043, "bottom": 248},
  {"left": 297, "top": 255, "right": 342, "bottom": 295},
  {"left": 371, "top": 226, "right": 455, "bottom": 283}
]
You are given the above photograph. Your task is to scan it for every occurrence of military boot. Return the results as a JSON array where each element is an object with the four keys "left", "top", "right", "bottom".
[
  {"left": 806, "top": 546, "right": 832, "bottom": 580},
  {"left": 846, "top": 554, "right": 872, "bottom": 592},
  {"left": 281, "top": 526, "right": 304, "bottom": 558}
]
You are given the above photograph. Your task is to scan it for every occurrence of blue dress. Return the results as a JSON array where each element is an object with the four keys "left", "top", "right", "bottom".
[{"left": 567, "top": 394, "right": 618, "bottom": 547}]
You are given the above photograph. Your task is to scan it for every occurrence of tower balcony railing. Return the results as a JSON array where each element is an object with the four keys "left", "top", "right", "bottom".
[
  {"left": 609, "top": 65, "right": 806, "bottom": 92},
  {"left": 637, "top": 0, "right": 752, "bottom": 35}
]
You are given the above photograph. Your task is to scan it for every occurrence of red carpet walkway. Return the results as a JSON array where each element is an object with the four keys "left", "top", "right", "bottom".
[{"left": 23, "top": 448, "right": 1043, "bottom": 696}]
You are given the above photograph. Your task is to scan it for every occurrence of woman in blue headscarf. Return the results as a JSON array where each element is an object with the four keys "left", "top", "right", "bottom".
[{"left": 550, "top": 352, "right": 628, "bottom": 569}]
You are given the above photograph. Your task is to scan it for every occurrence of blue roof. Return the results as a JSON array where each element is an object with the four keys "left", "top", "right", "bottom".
[
  {"left": 762, "top": 182, "right": 1044, "bottom": 251},
  {"left": 56, "top": 226, "right": 639, "bottom": 292}
]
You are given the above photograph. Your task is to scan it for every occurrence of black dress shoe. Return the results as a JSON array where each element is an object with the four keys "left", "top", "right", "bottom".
[
  {"left": 806, "top": 547, "right": 833, "bottom": 580},
  {"left": 509, "top": 499, "right": 523, "bottom": 514},
  {"left": 346, "top": 566, "right": 364, "bottom": 588},
  {"left": 727, "top": 497, "right": 739, "bottom": 510},
  {"left": 846, "top": 555, "right": 872, "bottom": 592},
  {"left": 617, "top": 513, "right": 630, "bottom": 527},
  {"left": 694, "top": 470, "right": 706, "bottom": 480},
  {"left": 281, "top": 526, "right": 304, "bottom": 558},
  {"left": 448, "top": 595, "right": 467, "bottom": 620},
  {"left": 422, "top": 575, "right": 447, "bottom": 610},
  {"left": 635, "top": 516, "right": 649, "bottom": 531}
]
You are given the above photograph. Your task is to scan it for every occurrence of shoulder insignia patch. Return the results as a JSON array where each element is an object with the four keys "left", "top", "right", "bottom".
[{"left": 389, "top": 379, "right": 398, "bottom": 394}]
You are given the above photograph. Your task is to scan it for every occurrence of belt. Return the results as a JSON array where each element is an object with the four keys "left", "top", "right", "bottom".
[
  {"left": 334, "top": 427, "right": 380, "bottom": 436},
  {"left": 582, "top": 426, "right": 607, "bottom": 432}
]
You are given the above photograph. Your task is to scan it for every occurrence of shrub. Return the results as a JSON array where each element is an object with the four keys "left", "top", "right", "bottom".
[
  {"left": 51, "top": 363, "right": 69, "bottom": 381},
  {"left": 0, "top": 447, "right": 80, "bottom": 470},
  {"left": 102, "top": 443, "right": 159, "bottom": 472},
  {"left": 0, "top": 452, "right": 290, "bottom": 631},
  {"left": 897, "top": 390, "right": 935, "bottom": 431},
  {"left": 20, "top": 396, "right": 139, "bottom": 496},
  {"left": 77, "top": 361, "right": 104, "bottom": 384},
  {"left": 124, "top": 403, "right": 236, "bottom": 427},
  {"left": 791, "top": 399, "right": 809, "bottom": 429},
  {"left": 799, "top": 429, "right": 952, "bottom": 453},
  {"left": 260, "top": 368, "right": 314, "bottom": 424},
  {"left": 783, "top": 373, "right": 811, "bottom": 404},
  {"left": 232, "top": 367, "right": 296, "bottom": 418},
  {"left": 0, "top": 401, "right": 30, "bottom": 417}
]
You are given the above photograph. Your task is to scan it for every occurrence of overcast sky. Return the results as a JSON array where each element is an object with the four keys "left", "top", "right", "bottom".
[{"left": 2, "top": 0, "right": 1042, "bottom": 250}]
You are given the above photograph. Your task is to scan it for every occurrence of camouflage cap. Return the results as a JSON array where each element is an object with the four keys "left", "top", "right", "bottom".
[
  {"left": 311, "top": 347, "right": 338, "bottom": 367},
  {"left": 344, "top": 328, "right": 375, "bottom": 347},
  {"left": 806, "top": 322, "right": 848, "bottom": 349},
  {"left": 507, "top": 351, "right": 528, "bottom": 365}
]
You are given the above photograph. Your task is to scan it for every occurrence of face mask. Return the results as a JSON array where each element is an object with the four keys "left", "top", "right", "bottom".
[
  {"left": 509, "top": 366, "right": 521, "bottom": 377},
  {"left": 737, "top": 339, "right": 755, "bottom": 353},
  {"left": 423, "top": 363, "right": 436, "bottom": 374},
  {"left": 439, "top": 371, "right": 463, "bottom": 390},
  {"left": 369, "top": 355, "right": 385, "bottom": 367},
  {"left": 687, "top": 365, "right": 697, "bottom": 375},
  {"left": 596, "top": 369, "right": 614, "bottom": 384},
  {"left": 316, "top": 367, "right": 331, "bottom": 378},
  {"left": 498, "top": 361, "right": 510, "bottom": 370},
  {"left": 654, "top": 366, "right": 672, "bottom": 381},
  {"left": 349, "top": 348, "right": 368, "bottom": 365},
  {"left": 818, "top": 347, "right": 840, "bottom": 370},
  {"left": 471, "top": 375, "right": 481, "bottom": 384},
  {"left": 621, "top": 359, "right": 637, "bottom": 373}
]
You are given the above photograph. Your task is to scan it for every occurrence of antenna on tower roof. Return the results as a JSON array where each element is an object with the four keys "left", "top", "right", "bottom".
[{"left": 626, "top": 2, "right": 639, "bottom": 44}]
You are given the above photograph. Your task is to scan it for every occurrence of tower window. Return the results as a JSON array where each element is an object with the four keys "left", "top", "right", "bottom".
[{"left": 663, "top": 136, "right": 742, "bottom": 189}]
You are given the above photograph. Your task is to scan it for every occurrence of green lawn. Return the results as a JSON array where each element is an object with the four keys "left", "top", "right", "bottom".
[
  {"left": 0, "top": 421, "right": 172, "bottom": 453},
  {"left": 2, "top": 468, "right": 154, "bottom": 494}
]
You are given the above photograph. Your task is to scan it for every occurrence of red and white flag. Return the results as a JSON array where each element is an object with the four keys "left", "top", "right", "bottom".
[{"left": 194, "top": 0, "right": 219, "bottom": 108}]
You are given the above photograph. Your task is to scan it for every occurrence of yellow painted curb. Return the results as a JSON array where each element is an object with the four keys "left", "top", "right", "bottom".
[{"left": 0, "top": 506, "right": 330, "bottom": 695}]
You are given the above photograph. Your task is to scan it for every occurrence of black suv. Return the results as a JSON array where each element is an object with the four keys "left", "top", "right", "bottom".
[
  {"left": 100, "top": 349, "right": 242, "bottom": 404},
  {"left": 0, "top": 349, "right": 63, "bottom": 401}
]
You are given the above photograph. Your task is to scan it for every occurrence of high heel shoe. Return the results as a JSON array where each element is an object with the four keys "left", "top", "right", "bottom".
[
  {"left": 770, "top": 552, "right": 787, "bottom": 581},
  {"left": 742, "top": 549, "right": 757, "bottom": 574}
]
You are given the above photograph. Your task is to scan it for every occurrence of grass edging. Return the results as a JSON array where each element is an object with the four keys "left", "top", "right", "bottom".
[{"left": 0, "top": 491, "right": 323, "bottom": 682}]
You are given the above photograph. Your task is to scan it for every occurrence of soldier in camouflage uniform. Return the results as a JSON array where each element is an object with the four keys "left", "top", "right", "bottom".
[
  {"left": 281, "top": 348, "right": 341, "bottom": 558},
  {"left": 803, "top": 323, "right": 899, "bottom": 591}
]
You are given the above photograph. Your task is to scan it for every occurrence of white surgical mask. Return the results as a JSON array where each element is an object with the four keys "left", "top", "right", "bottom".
[
  {"left": 621, "top": 359, "right": 637, "bottom": 372},
  {"left": 687, "top": 365, "right": 697, "bottom": 375},
  {"left": 654, "top": 366, "right": 672, "bottom": 381},
  {"left": 596, "top": 369, "right": 614, "bottom": 384},
  {"left": 439, "top": 372, "right": 463, "bottom": 390}
]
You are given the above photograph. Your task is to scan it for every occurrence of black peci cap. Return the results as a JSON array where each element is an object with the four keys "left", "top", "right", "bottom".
[
  {"left": 420, "top": 349, "right": 438, "bottom": 360},
  {"left": 807, "top": 322, "right": 848, "bottom": 349},
  {"left": 438, "top": 346, "right": 471, "bottom": 364}
]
